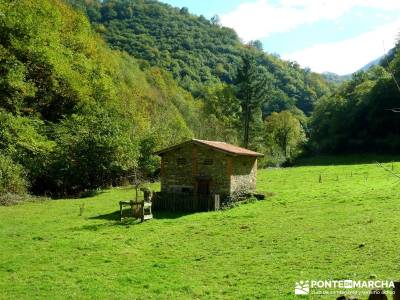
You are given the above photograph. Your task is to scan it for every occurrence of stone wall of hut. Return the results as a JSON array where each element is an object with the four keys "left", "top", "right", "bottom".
[
  {"left": 230, "top": 156, "right": 257, "bottom": 193},
  {"left": 160, "top": 143, "right": 258, "bottom": 196}
]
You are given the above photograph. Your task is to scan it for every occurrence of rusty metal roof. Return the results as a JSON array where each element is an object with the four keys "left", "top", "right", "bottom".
[{"left": 154, "top": 139, "right": 264, "bottom": 157}]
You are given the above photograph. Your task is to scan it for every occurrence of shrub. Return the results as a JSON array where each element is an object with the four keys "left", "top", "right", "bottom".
[
  {"left": 221, "top": 187, "right": 251, "bottom": 209},
  {"left": 0, "top": 155, "right": 28, "bottom": 197},
  {"left": 0, "top": 193, "right": 27, "bottom": 206},
  {"left": 47, "top": 105, "right": 140, "bottom": 196}
]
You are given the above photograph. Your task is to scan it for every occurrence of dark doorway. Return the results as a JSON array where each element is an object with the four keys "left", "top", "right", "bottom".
[{"left": 197, "top": 179, "right": 210, "bottom": 196}]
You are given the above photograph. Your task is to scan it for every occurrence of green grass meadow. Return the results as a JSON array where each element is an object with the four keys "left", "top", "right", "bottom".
[{"left": 1, "top": 160, "right": 400, "bottom": 299}]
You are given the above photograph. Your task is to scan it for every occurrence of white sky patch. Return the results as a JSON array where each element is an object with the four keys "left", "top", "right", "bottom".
[
  {"left": 283, "top": 20, "right": 400, "bottom": 75},
  {"left": 220, "top": 0, "right": 400, "bottom": 41}
]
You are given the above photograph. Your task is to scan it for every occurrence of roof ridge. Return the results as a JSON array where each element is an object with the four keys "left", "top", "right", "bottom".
[
  {"left": 155, "top": 139, "right": 264, "bottom": 157},
  {"left": 194, "top": 139, "right": 229, "bottom": 144}
]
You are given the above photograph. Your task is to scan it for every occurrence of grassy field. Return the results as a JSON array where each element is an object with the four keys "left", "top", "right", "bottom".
[{"left": 1, "top": 160, "right": 400, "bottom": 299}]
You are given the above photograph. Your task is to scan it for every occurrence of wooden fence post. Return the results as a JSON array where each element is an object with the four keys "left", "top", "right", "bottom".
[{"left": 214, "top": 194, "right": 220, "bottom": 211}]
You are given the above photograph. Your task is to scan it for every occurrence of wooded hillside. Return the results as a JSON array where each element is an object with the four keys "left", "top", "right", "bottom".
[
  {"left": 311, "top": 43, "right": 400, "bottom": 153},
  {"left": 0, "top": 0, "right": 205, "bottom": 197},
  {"left": 67, "top": 0, "right": 332, "bottom": 116}
]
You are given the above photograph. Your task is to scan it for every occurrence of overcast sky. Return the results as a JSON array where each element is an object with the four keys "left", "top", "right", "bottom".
[{"left": 161, "top": 0, "right": 400, "bottom": 75}]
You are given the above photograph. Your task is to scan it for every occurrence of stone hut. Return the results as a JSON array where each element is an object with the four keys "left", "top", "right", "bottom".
[{"left": 155, "top": 139, "right": 263, "bottom": 198}]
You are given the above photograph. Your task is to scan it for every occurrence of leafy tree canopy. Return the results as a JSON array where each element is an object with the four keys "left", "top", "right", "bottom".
[
  {"left": 310, "top": 44, "right": 400, "bottom": 154},
  {"left": 67, "top": 0, "right": 333, "bottom": 116},
  {"left": 0, "top": 0, "right": 202, "bottom": 196}
]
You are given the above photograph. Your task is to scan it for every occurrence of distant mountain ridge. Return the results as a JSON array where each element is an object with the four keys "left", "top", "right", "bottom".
[
  {"left": 322, "top": 49, "right": 395, "bottom": 84},
  {"left": 321, "top": 72, "right": 351, "bottom": 85},
  {"left": 359, "top": 56, "right": 383, "bottom": 72}
]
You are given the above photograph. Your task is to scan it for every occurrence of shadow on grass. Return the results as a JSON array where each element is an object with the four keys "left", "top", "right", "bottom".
[
  {"left": 293, "top": 154, "right": 400, "bottom": 167},
  {"left": 51, "top": 189, "right": 106, "bottom": 200},
  {"left": 89, "top": 210, "right": 120, "bottom": 221},
  {"left": 73, "top": 214, "right": 141, "bottom": 232},
  {"left": 89, "top": 210, "right": 191, "bottom": 222},
  {"left": 79, "top": 189, "right": 106, "bottom": 199},
  {"left": 74, "top": 209, "right": 196, "bottom": 232},
  {"left": 75, "top": 221, "right": 141, "bottom": 232},
  {"left": 153, "top": 211, "right": 192, "bottom": 219}
]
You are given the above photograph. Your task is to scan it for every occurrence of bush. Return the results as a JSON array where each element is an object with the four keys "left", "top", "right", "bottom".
[
  {"left": 46, "top": 105, "right": 140, "bottom": 196},
  {"left": 221, "top": 187, "right": 251, "bottom": 209},
  {"left": 0, "top": 155, "right": 28, "bottom": 197},
  {"left": 0, "top": 193, "right": 27, "bottom": 206}
]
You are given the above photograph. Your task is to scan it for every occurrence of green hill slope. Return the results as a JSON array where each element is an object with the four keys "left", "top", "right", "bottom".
[
  {"left": 67, "top": 0, "right": 332, "bottom": 115},
  {"left": 0, "top": 0, "right": 203, "bottom": 196}
]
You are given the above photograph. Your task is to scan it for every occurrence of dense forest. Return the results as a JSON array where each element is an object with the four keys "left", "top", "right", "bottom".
[
  {"left": 0, "top": 0, "right": 399, "bottom": 201},
  {"left": 66, "top": 0, "right": 332, "bottom": 116},
  {"left": 0, "top": 0, "right": 203, "bottom": 198},
  {"left": 311, "top": 44, "right": 400, "bottom": 154}
]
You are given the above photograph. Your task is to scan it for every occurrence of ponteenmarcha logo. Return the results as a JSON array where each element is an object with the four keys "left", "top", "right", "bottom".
[
  {"left": 295, "top": 281, "right": 310, "bottom": 295},
  {"left": 294, "top": 279, "right": 394, "bottom": 296}
]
